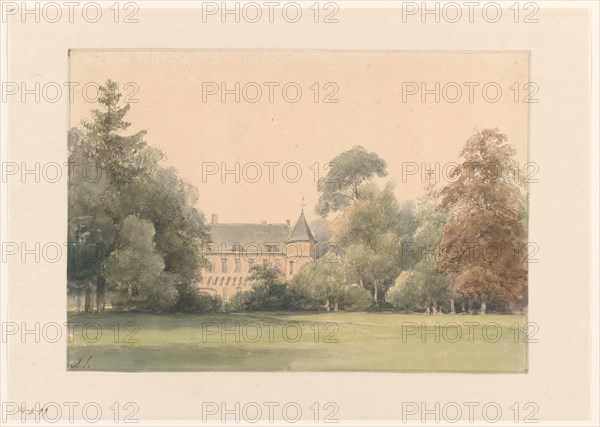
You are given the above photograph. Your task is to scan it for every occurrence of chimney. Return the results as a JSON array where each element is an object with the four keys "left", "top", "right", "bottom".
[
  {"left": 261, "top": 220, "right": 267, "bottom": 224},
  {"left": 211, "top": 214, "right": 218, "bottom": 224},
  {"left": 286, "top": 219, "right": 290, "bottom": 228}
]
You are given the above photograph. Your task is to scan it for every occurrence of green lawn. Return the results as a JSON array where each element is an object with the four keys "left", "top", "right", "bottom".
[{"left": 67, "top": 312, "right": 527, "bottom": 372}]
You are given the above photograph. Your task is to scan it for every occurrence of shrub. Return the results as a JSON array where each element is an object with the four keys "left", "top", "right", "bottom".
[
  {"left": 229, "top": 282, "right": 319, "bottom": 312},
  {"left": 174, "top": 282, "right": 222, "bottom": 313},
  {"left": 340, "top": 285, "right": 373, "bottom": 311}
]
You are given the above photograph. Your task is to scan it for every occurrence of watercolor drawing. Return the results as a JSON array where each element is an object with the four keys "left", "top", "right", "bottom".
[{"left": 67, "top": 50, "right": 529, "bottom": 371}]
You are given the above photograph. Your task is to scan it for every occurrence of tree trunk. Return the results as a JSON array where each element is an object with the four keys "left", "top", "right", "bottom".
[
  {"left": 461, "top": 300, "right": 465, "bottom": 313},
  {"left": 467, "top": 298, "right": 473, "bottom": 314},
  {"left": 432, "top": 300, "right": 438, "bottom": 315},
  {"left": 325, "top": 298, "right": 330, "bottom": 311},
  {"left": 96, "top": 274, "right": 106, "bottom": 313},
  {"left": 333, "top": 299, "right": 339, "bottom": 312},
  {"left": 84, "top": 283, "right": 93, "bottom": 313},
  {"left": 480, "top": 301, "right": 487, "bottom": 315},
  {"left": 450, "top": 297, "right": 455, "bottom": 314},
  {"left": 373, "top": 282, "right": 379, "bottom": 307},
  {"left": 76, "top": 291, "right": 82, "bottom": 313}
]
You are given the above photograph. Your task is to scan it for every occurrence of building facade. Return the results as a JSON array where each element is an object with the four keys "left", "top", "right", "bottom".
[{"left": 198, "top": 211, "right": 317, "bottom": 301}]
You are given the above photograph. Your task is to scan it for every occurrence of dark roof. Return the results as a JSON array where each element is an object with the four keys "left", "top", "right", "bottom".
[
  {"left": 287, "top": 211, "right": 316, "bottom": 243},
  {"left": 208, "top": 212, "right": 316, "bottom": 254},
  {"left": 209, "top": 223, "right": 291, "bottom": 253}
]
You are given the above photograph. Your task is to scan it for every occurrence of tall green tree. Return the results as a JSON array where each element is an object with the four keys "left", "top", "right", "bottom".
[
  {"left": 343, "top": 234, "right": 400, "bottom": 305},
  {"left": 104, "top": 216, "right": 178, "bottom": 311},
  {"left": 68, "top": 80, "right": 210, "bottom": 312},
  {"left": 331, "top": 183, "right": 412, "bottom": 305},
  {"left": 80, "top": 80, "right": 148, "bottom": 186},
  {"left": 119, "top": 164, "right": 210, "bottom": 285},
  {"left": 316, "top": 146, "right": 387, "bottom": 217},
  {"left": 74, "top": 80, "right": 148, "bottom": 311},
  {"left": 389, "top": 200, "right": 454, "bottom": 313},
  {"left": 291, "top": 261, "right": 347, "bottom": 311},
  {"left": 68, "top": 128, "right": 117, "bottom": 312}
]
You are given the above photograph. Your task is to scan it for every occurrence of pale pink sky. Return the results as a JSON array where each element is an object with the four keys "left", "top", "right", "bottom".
[{"left": 69, "top": 50, "right": 529, "bottom": 224}]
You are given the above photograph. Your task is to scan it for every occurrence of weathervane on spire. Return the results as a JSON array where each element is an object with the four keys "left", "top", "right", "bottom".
[{"left": 300, "top": 196, "right": 306, "bottom": 212}]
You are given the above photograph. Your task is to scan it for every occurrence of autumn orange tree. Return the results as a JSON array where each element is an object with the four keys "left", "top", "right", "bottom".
[{"left": 437, "top": 129, "right": 528, "bottom": 314}]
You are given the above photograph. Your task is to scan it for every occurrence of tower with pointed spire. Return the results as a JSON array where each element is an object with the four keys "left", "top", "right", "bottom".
[{"left": 284, "top": 209, "right": 317, "bottom": 280}]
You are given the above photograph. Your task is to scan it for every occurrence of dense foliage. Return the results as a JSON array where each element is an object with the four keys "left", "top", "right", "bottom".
[
  {"left": 68, "top": 80, "right": 211, "bottom": 313},
  {"left": 68, "top": 83, "right": 527, "bottom": 315}
]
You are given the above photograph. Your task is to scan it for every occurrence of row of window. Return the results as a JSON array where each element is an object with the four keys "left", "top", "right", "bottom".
[
  {"left": 207, "top": 277, "right": 249, "bottom": 287},
  {"left": 208, "top": 259, "right": 294, "bottom": 274},
  {"left": 208, "top": 244, "right": 281, "bottom": 252}
]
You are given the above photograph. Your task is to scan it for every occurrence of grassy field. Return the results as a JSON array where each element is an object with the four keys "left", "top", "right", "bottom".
[{"left": 67, "top": 312, "right": 527, "bottom": 372}]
